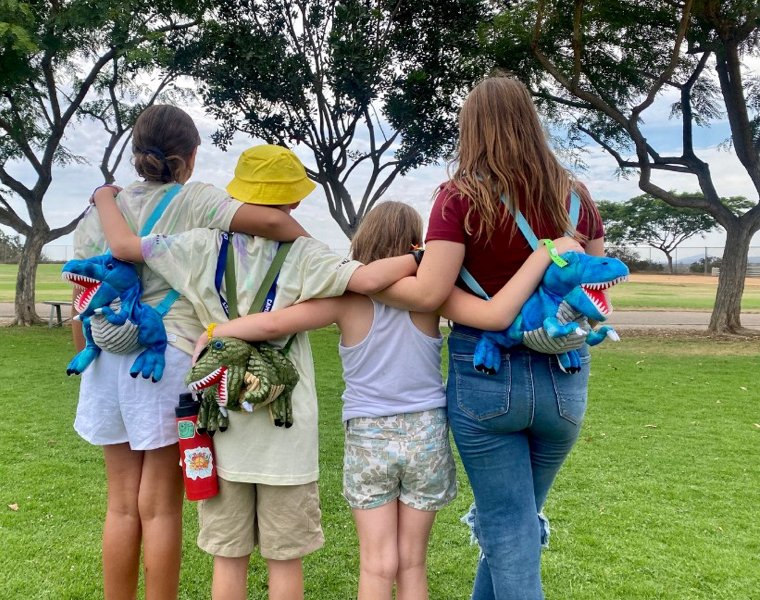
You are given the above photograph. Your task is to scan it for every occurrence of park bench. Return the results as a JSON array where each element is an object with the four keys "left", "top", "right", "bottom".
[
  {"left": 44, "top": 300, "right": 72, "bottom": 328},
  {"left": 712, "top": 266, "right": 760, "bottom": 277}
]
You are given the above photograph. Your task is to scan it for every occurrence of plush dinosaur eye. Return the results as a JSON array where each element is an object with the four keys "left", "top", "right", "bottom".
[
  {"left": 106, "top": 263, "right": 114, "bottom": 270},
  {"left": 213, "top": 340, "right": 224, "bottom": 350}
]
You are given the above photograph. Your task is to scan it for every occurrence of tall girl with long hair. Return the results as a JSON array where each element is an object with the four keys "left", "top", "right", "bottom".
[
  {"left": 375, "top": 76, "right": 605, "bottom": 599},
  {"left": 71, "top": 105, "right": 308, "bottom": 600}
]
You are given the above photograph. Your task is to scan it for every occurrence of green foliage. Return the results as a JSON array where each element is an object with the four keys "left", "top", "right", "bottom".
[
  {"left": 689, "top": 256, "right": 722, "bottom": 274},
  {"left": 598, "top": 194, "right": 752, "bottom": 256},
  {"left": 0, "top": 229, "right": 22, "bottom": 261},
  {"left": 176, "top": 0, "right": 490, "bottom": 236},
  {"left": 605, "top": 246, "right": 664, "bottom": 274}
]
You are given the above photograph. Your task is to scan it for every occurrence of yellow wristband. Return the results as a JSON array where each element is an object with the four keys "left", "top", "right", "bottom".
[{"left": 207, "top": 322, "right": 217, "bottom": 339}]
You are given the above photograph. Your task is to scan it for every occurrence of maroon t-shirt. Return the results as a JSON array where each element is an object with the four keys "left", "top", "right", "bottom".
[{"left": 426, "top": 184, "right": 604, "bottom": 298}]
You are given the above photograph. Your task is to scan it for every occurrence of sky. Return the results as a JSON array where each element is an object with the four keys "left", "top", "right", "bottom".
[{"left": 2, "top": 84, "right": 759, "bottom": 263}]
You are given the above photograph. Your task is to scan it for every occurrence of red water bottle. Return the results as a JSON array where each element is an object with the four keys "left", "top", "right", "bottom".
[{"left": 175, "top": 393, "right": 219, "bottom": 501}]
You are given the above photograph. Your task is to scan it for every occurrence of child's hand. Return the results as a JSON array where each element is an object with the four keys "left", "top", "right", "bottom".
[
  {"left": 193, "top": 333, "right": 209, "bottom": 365},
  {"left": 551, "top": 237, "right": 584, "bottom": 255}
]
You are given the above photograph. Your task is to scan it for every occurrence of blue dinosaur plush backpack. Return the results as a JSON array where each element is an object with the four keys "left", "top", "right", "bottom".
[
  {"left": 63, "top": 184, "right": 183, "bottom": 382},
  {"left": 459, "top": 190, "right": 628, "bottom": 374}
]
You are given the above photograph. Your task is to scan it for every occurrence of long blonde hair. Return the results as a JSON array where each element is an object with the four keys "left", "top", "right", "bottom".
[
  {"left": 351, "top": 201, "right": 423, "bottom": 264},
  {"left": 448, "top": 75, "right": 590, "bottom": 241}
]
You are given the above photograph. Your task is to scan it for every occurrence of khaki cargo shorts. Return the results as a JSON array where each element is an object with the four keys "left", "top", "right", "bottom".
[{"left": 197, "top": 477, "right": 324, "bottom": 560}]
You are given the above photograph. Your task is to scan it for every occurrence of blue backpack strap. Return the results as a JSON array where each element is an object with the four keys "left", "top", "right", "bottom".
[
  {"left": 139, "top": 184, "right": 183, "bottom": 317},
  {"left": 154, "top": 290, "right": 180, "bottom": 317},
  {"left": 139, "top": 184, "right": 182, "bottom": 237},
  {"left": 459, "top": 267, "right": 490, "bottom": 300},
  {"left": 568, "top": 190, "right": 581, "bottom": 230}
]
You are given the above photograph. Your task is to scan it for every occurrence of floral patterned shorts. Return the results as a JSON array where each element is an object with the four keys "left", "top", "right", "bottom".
[{"left": 343, "top": 408, "right": 457, "bottom": 511}]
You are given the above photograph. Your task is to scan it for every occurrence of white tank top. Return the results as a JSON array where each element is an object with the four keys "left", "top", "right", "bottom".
[{"left": 339, "top": 299, "right": 446, "bottom": 422}]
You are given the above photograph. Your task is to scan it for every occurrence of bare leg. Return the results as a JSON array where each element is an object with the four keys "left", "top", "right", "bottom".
[
  {"left": 103, "top": 443, "right": 144, "bottom": 600},
  {"left": 396, "top": 503, "right": 436, "bottom": 600},
  {"left": 267, "top": 558, "right": 304, "bottom": 600},
  {"left": 212, "top": 555, "right": 250, "bottom": 600},
  {"left": 138, "top": 444, "right": 184, "bottom": 600},
  {"left": 353, "top": 502, "right": 399, "bottom": 600}
]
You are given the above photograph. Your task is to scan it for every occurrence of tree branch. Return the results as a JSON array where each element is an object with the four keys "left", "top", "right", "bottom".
[
  {"left": 0, "top": 193, "right": 31, "bottom": 234},
  {"left": 631, "top": 0, "right": 693, "bottom": 117}
]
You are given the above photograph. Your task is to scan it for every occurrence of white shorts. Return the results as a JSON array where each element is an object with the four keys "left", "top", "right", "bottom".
[{"left": 74, "top": 345, "right": 191, "bottom": 450}]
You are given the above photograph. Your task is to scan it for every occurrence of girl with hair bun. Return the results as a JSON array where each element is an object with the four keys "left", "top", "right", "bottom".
[
  {"left": 71, "top": 104, "right": 309, "bottom": 600},
  {"left": 374, "top": 76, "right": 605, "bottom": 600}
]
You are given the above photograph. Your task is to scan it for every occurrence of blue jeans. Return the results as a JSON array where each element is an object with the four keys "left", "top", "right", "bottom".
[{"left": 447, "top": 328, "right": 589, "bottom": 600}]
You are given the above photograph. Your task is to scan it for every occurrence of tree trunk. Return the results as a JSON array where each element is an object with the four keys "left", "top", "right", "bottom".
[
  {"left": 708, "top": 223, "right": 752, "bottom": 334},
  {"left": 12, "top": 231, "right": 46, "bottom": 326},
  {"left": 664, "top": 251, "right": 674, "bottom": 274}
]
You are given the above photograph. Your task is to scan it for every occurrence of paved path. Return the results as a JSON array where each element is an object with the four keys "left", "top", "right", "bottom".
[
  {"left": 606, "top": 310, "right": 760, "bottom": 330},
  {"left": 2, "top": 303, "right": 758, "bottom": 330},
  {"left": 0, "top": 302, "right": 71, "bottom": 325}
]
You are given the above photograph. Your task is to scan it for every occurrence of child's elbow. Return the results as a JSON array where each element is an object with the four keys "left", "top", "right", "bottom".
[
  {"left": 108, "top": 240, "right": 143, "bottom": 263},
  {"left": 108, "top": 242, "right": 132, "bottom": 261}
]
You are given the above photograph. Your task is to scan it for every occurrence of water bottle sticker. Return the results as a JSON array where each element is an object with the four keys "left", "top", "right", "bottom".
[
  {"left": 178, "top": 421, "right": 196, "bottom": 439},
  {"left": 184, "top": 447, "right": 214, "bottom": 480}
]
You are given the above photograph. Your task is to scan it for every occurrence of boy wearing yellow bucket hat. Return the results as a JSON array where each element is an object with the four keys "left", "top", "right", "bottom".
[{"left": 90, "top": 144, "right": 418, "bottom": 600}]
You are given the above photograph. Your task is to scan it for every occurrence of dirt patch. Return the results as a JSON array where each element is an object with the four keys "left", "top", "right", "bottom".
[{"left": 629, "top": 273, "right": 760, "bottom": 287}]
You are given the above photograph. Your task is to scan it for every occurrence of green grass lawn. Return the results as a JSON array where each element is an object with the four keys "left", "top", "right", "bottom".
[
  {"left": 612, "top": 281, "right": 760, "bottom": 312},
  {"left": 0, "top": 327, "right": 757, "bottom": 599},
  {"left": 0, "top": 264, "right": 72, "bottom": 303}
]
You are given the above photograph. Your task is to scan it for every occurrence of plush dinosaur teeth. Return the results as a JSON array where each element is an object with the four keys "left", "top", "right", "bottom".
[
  {"left": 75, "top": 282, "right": 102, "bottom": 312},
  {"left": 62, "top": 272, "right": 98, "bottom": 286},
  {"left": 218, "top": 370, "right": 228, "bottom": 406},
  {"left": 188, "top": 366, "right": 228, "bottom": 391}
]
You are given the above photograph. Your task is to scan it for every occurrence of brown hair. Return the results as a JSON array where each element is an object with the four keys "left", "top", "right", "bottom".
[
  {"left": 351, "top": 201, "right": 423, "bottom": 264},
  {"left": 132, "top": 105, "right": 201, "bottom": 183},
  {"left": 447, "top": 75, "right": 595, "bottom": 241}
]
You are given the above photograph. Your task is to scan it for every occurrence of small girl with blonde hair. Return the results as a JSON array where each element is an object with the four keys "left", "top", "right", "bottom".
[{"left": 194, "top": 200, "right": 581, "bottom": 600}]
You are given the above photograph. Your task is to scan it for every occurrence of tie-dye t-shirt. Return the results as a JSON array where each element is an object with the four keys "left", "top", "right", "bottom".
[
  {"left": 141, "top": 230, "right": 361, "bottom": 484},
  {"left": 73, "top": 180, "right": 243, "bottom": 355}
]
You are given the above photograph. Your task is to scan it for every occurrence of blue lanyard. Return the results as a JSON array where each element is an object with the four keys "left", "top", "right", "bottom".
[{"left": 214, "top": 232, "right": 231, "bottom": 317}]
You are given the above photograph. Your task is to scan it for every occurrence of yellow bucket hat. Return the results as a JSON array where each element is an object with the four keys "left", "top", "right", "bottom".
[{"left": 226, "top": 145, "right": 316, "bottom": 205}]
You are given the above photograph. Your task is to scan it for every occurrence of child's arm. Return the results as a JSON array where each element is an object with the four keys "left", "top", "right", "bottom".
[
  {"left": 369, "top": 240, "right": 466, "bottom": 312},
  {"left": 229, "top": 205, "right": 309, "bottom": 241},
  {"left": 438, "top": 239, "right": 585, "bottom": 331},
  {"left": 345, "top": 254, "right": 419, "bottom": 295},
  {"left": 192, "top": 297, "right": 343, "bottom": 363},
  {"left": 91, "top": 186, "right": 310, "bottom": 262},
  {"left": 92, "top": 186, "right": 143, "bottom": 261}
]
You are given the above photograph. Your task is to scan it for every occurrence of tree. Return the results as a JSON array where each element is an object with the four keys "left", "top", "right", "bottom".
[
  {"left": 0, "top": 230, "right": 23, "bottom": 262},
  {"left": 177, "top": 0, "right": 489, "bottom": 239},
  {"left": 486, "top": 0, "right": 760, "bottom": 334},
  {"left": 597, "top": 193, "right": 752, "bottom": 273},
  {"left": 0, "top": 1, "right": 202, "bottom": 325},
  {"left": 689, "top": 256, "right": 722, "bottom": 274}
]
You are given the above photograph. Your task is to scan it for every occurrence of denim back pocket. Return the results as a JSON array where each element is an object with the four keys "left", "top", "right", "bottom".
[
  {"left": 451, "top": 353, "right": 510, "bottom": 421},
  {"left": 549, "top": 351, "right": 590, "bottom": 425}
]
